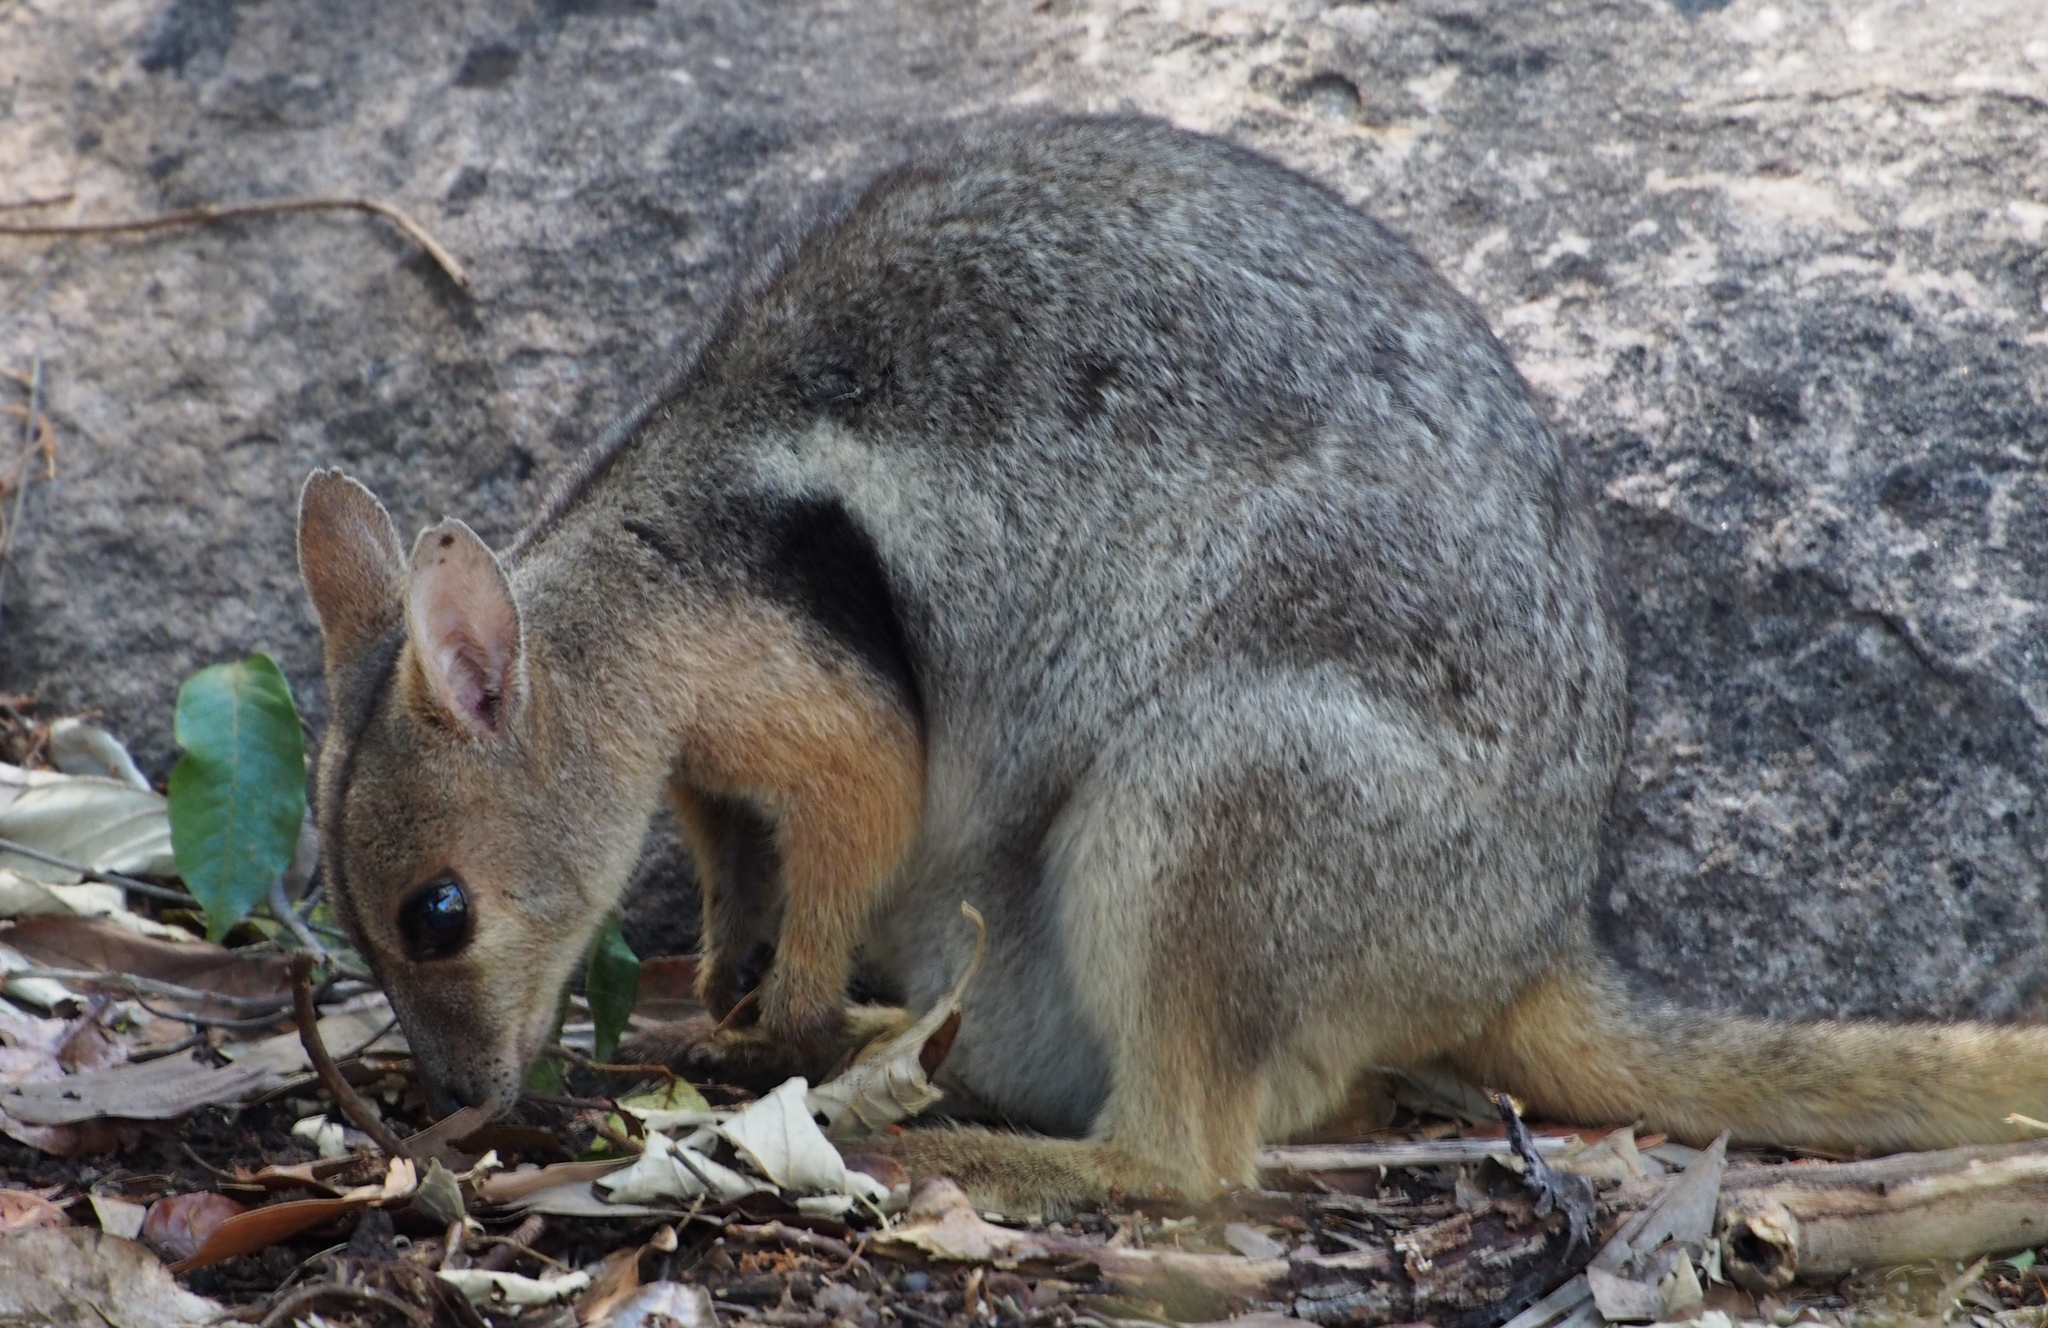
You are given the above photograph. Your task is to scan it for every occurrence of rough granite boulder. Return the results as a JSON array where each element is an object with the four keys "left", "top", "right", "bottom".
[{"left": 1, "top": 0, "right": 2043, "bottom": 1021}]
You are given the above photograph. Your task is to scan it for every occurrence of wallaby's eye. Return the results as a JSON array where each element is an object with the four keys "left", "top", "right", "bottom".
[{"left": 398, "top": 874, "right": 471, "bottom": 962}]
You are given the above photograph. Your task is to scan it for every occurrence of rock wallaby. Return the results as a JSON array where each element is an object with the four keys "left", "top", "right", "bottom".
[{"left": 298, "top": 115, "right": 2048, "bottom": 1213}]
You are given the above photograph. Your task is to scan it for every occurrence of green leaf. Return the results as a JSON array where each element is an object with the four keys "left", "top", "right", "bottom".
[
  {"left": 585, "top": 916, "right": 641, "bottom": 1064},
  {"left": 167, "top": 655, "right": 307, "bottom": 942},
  {"left": 525, "top": 1055, "right": 566, "bottom": 1096}
]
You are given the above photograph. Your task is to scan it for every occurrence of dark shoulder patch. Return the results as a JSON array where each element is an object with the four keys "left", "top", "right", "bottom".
[{"left": 758, "top": 498, "right": 922, "bottom": 723}]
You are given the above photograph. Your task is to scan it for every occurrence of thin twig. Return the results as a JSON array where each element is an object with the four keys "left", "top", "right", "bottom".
[
  {"left": 0, "top": 196, "right": 470, "bottom": 291},
  {"left": 269, "top": 873, "right": 330, "bottom": 964},
  {"left": 0, "top": 193, "right": 73, "bottom": 211},
  {"left": 0, "top": 834, "right": 196, "bottom": 904},
  {"left": 477, "top": 1215, "right": 548, "bottom": 1273},
  {"left": 257, "top": 1282, "right": 431, "bottom": 1328},
  {"left": 712, "top": 987, "right": 759, "bottom": 1034},
  {"left": 544, "top": 1041, "right": 677, "bottom": 1086},
  {"left": 726, "top": 1222, "right": 858, "bottom": 1265},
  {"left": 132, "top": 1031, "right": 209, "bottom": 1063},
  {"left": 3, "top": 965, "right": 304, "bottom": 1012},
  {"left": 131, "top": 994, "right": 292, "bottom": 1030},
  {"left": 465, "top": 1234, "right": 570, "bottom": 1272},
  {"left": 521, "top": 1091, "right": 620, "bottom": 1111},
  {"left": 591, "top": 1118, "right": 646, "bottom": 1157},
  {"left": 289, "top": 954, "right": 413, "bottom": 1159},
  {"left": 335, "top": 1015, "right": 400, "bottom": 1061},
  {"left": 180, "top": 1141, "right": 246, "bottom": 1184}
]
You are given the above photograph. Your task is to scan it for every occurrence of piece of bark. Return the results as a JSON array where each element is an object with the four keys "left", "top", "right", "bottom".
[{"left": 1714, "top": 1140, "right": 2048, "bottom": 1291}]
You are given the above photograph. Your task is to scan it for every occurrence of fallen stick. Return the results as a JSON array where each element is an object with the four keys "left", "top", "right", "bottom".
[
  {"left": 0, "top": 196, "right": 470, "bottom": 292},
  {"left": 289, "top": 954, "right": 414, "bottom": 1160},
  {"left": 1715, "top": 1140, "right": 2048, "bottom": 1290},
  {"left": 1259, "top": 1137, "right": 1575, "bottom": 1173}
]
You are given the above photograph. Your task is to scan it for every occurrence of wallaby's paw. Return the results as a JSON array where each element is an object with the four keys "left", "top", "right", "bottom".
[
  {"left": 619, "top": 1014, "right": 809, "bottom": 1091},
  {"left": 865, "top": 1127, "right": 1181, "bottom": 1220},
  {"left": 620, "top": 1003, "right": 919, "bottom": 1090}
]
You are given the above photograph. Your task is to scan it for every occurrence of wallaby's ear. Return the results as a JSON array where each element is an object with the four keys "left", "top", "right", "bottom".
[
  {"left": 298, "top": 470, "right": 406, "bottom": 664},
  {"left": 406, "top": 517, "right": 523, "bottom": 742}
]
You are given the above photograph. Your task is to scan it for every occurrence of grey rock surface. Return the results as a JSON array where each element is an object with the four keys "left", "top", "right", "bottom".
[{"left": 1, "top": 0, "right": 2043, "bottom": 1022}]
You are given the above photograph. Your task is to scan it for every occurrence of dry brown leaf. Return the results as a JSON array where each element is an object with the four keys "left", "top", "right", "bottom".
[
  {"left": 474, "top": 1157, "right": 633, "bottom": 1207},
  {"left": 139, "top": 1191, "right": 247, "bottom": 1264},
  {"left": 873, "top": 1178, "right": 1285, "bottom": 1301},
  {"left": 0, "top": 1227, "right": 223, "bottom": 1328},
  {"left": 238, "top": 1161, "right": 343, "bottom": 1196},
  {"left": 1, "top": 1049, "right": 274, "bottom": 1125},
  {"left": 573, "top": 1245, "right": 643, "bottom": 1325},
  {"left": 2, "top": 914, "right": 293, "bottom": 1002},
  {"left": 165, "top": 1195, "right": 369, "bottom": 1273}
]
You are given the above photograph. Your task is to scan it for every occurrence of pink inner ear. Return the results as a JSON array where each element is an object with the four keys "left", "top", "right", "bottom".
[
  {"left": 408, "top": 523, "right": 520, "bottom": 738},
  {"left": 428, "top": 631, "right": 505, "bottom": 731}
]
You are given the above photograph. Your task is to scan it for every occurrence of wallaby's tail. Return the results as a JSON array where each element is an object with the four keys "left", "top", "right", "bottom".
[{"left": 1448, "top": 963, "right": 2048, "bottom": 1152}]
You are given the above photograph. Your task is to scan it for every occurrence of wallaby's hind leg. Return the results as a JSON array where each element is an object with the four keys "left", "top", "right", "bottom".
[
  {"left": 881, "top": 718, "right": 1343, "bottom": 1214},
  {"left": 876, "top": 1007, "right": 1271, "bottom": 1216},
  {"left": 879, "top": 673, "right": 1584, "bottom": 1215}
]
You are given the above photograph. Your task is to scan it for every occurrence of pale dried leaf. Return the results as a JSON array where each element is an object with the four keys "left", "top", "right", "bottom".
[
  {"left": 0, "top": 943, "right": 82, "bottom": 1008},
  {"left": 0, "top": 763, "right": 174, "bottom": 882},
  {"left": 594, "top": 1282, "right": 717, "bottom": 1328},
  {"left": 0, "top": 1227, "right": 223, "bottom": 1328},
  {"left": 511, "top": 1182, "right": 680, "bottom": 1219},
  {"left": 598, "top": 1130, "right": 760, "bottom": 1204},
  {"left": 439, "top": 1268, "right": 592, "bottom": 1307},
  {"left": 292, "top": 1115, "right": 349, "bottom": 1160},
  {"left": 609, "top": 1080, "right": 716, "bottom": 1137},
  {"left": 1659, "top": 1250, "right": 1705, "bottom": 1319},
  {"left": 1224, "top": 1222, "right": 1287, "bottom": 1260},
  {"left": 48, "top": 720, "right": 152, "bottom": 791},
  {"left": 474, "top": 1158, "right": 630, "bottom": 1207},
  {"left": 1592, "top": 1133, "right": 1727, "bottom": 1274},
  {"left": 871, "top": 1178, "right": 1049, "bottom": 1264},
  {"left": 1554, "top": 1127, "right": 1648, "bottom": 1181},
  {"left": 88, "top": 1194, "right": 145, "bottom": 1239},
  {"left": 0, "top": 873, "right": 201, "bottom": 942},
  {"left": 721, "top": 1076, "right": 846, "bottom": 1195},
  {"left": 335, "top": 1155, "right": 416, "bottom": 1204},
  {"left": 415, "top": 1158, "right": 466, "bottom": 1227},
  {"left": 809, "top": 903, "right": 984, "bottom": 1141},
  {"left": 1587, "top": 1266, "right": 1665, "bottom": 1322},
  {"left": 0, "top": 869, "right": 79, "bottom": 920}
]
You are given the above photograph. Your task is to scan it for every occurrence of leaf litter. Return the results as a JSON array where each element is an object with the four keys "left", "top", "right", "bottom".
[{"left": 4, "top": 710, "right": 2048, "bottom": 1328}]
